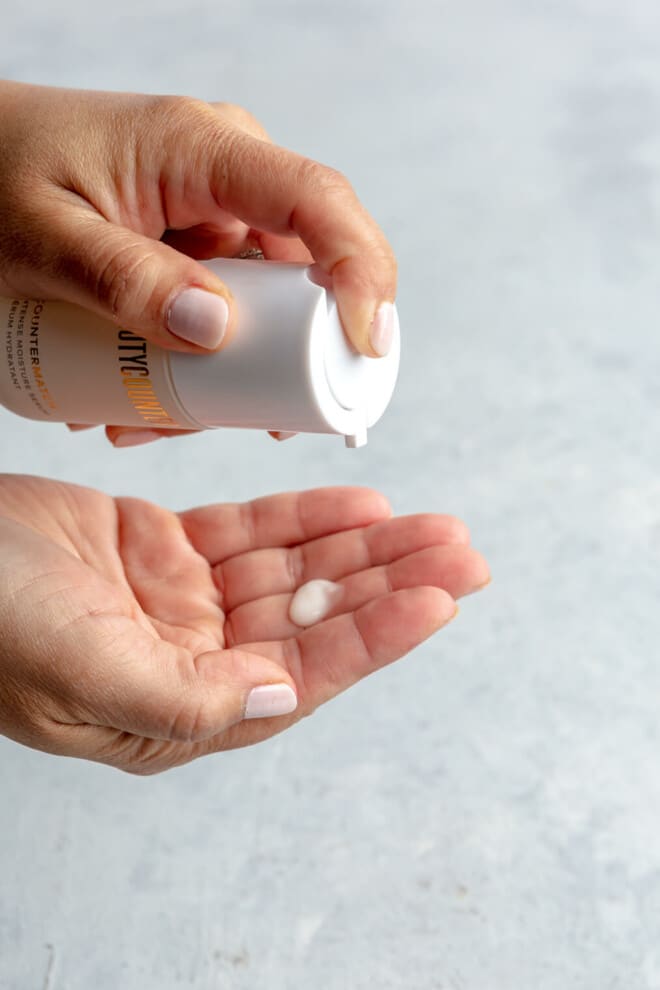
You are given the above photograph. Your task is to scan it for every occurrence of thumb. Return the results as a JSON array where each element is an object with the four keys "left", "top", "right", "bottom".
[
  {"left": 39, "top": 206, "right": 235, "bottom": 352},
  {"left": 72, "top": 629, "right": 299, "bottom": 744},
  {"left": 43, "top": 611, "right": 299, "bottom": 770}
]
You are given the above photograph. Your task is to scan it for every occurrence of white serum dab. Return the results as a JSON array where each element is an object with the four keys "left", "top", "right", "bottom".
[{"left": 289, "top": 580, "right": 343, "bottom": 628}]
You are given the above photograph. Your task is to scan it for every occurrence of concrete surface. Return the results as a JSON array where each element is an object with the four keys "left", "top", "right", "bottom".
[{"left": 2, "top": 1, "right": 660, "bottom": 987}]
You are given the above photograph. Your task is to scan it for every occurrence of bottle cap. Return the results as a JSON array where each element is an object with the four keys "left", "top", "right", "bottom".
[{"left": 170, "top": 260, "right": 401, "bottom": 447}]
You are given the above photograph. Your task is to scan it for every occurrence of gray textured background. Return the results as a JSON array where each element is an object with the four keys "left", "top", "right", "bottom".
[{"left": 2, "top": 1, "right": 660, "bottom": 987}]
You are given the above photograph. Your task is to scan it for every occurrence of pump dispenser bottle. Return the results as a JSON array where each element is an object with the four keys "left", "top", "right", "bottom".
[{"left": 0, "top": 259, "right": 400, "bottom": 447}]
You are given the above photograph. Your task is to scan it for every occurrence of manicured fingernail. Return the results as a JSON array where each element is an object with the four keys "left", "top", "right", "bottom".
[
  {"left": 112, "top": 430, "right": 163, "bottom": 448},
  {"left": 245, "top": 684, "right": 298, "bottom": 719},
  {"left": 272, "top": 431, "right": 297, "bottom": 442},
  {"left": 167, "top": 288, "right": 229, "bottom": 349},
  {"left": 369, "top": 302, "right": 395, "bottom": 356}
]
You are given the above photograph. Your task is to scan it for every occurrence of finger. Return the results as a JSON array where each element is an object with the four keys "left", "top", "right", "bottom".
[
  {"left": 47, "top": 609, "right": 297, "bottom": 746},
  {"left": 214, "top": 587, "right": 458, "bottom": 753},
  {"left": 161, "top": 223, "right": 314, "bottom": 265},
  {"left": 161, "top": 217, "right": 251, "bottom": 259},
  {"left": 225, "top": 544, "right": 487, "bottom": 643},
  {"left": 293, "top": 587, "right": 458, "bottom": 705},
  {"left": 218, "top": 138, "right": 397, "bottom": 355},
  {"left": 161, "top": 103, "right": 312, "bottom": 265},
  {"left": 179, "top": 487, "right": 392, "bottom": 565},
  {"left": 209, "top": 104, "right": 314, "bottom": 264},
  {"left": 174, "top": 115, "right": 397, "bottom": 355},
  {"left": 219, "top": 513, "right": 472, "bottom": 610},
  {"left": 29, "top": 188, "right": 237, "bottom": 354},
  {"left": 105, "top": 425, "right": 197, "bottom": 447},
  {"left": 268, "top": 430, "right": 298, "bottom": 441},
  {"left": 67, "top": 586, "right": 456, "bottom": 768},
  {"left": 258, "top": 232, "right": 314, "bottom": 263},
  {"left": 209, "top": 101, "right": 273, "bottom": 142}
]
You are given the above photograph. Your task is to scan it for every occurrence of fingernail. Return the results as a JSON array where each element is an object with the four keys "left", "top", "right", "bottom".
[
  {"left": 271, "top": 431, "right": 297, "bottom": 442},
  {"left": 167, "top": 288, "right": 230, "bottom": 349},
  {"left": 369, "top": 302, "right": 395, "bottom": 356},
  {"left": 112, "top": 430, "right": 163, "bottom": 448},
  {"left": 245, "top": 684, "right": 298, "bottom": 719}
]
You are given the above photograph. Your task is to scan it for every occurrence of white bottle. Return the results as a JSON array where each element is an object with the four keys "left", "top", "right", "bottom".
[{"left": 0, "top": 259, "right": 400, "bottom": 447}]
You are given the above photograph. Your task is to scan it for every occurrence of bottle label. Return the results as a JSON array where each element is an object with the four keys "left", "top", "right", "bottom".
[
  {"left": 117, "top": 329, "right": 178, "bottom": 427},
  {"left": 0, "top": 298, "right": 201, "bottom": 429},
  {"left": 3, "top": 300, "right": 58, "bottom": 417}
]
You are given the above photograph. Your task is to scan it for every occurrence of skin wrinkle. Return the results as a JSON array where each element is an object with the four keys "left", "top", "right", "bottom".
[
  {"left": 295, "top": 487, "right": 317, "bottom": 547},
  {"left": 306, "top": 614, "right": 365, "bottom": 694},
  {"left": 208, "top": 121, "right": 248, "bottom": 218},
  {"left": 286, "top": 543, "right": 306, "bottom": 596},
  {"left": 3, "top": 569, "right": 86, "bottom": 633},
  {"left": 92, "top": 238, "right": 159, "bottom": 318},
  {"left": 238, "top": 499, "right": 259, "bottom": 558},
  {"left": 222, "top": 611, "right": 238, "bottom": 651},
  {"left": 280, "top": 635, "right": 308, "bottom": 709},
  {"left": 115, "top": 500, "right": 225, "bottom": 650},
  {"left": 47, "top": 483, "right": 101, "bottom": 565},
  {"left": 214, "top": 521, "right": 389, "bottom": 613},
  {"left": 114, "top": 499, "right": 152, "bottom": 627},
  {"left": 164, "top": 681, "right": 216, "bottom": 744},
  {"left": 154, "top": 542, "right": 474, "bottom": 648}
]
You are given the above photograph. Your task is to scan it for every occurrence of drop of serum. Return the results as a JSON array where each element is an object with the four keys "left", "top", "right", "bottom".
[{"left": 288, "top": 579, "right": 343, "bottom": 627}]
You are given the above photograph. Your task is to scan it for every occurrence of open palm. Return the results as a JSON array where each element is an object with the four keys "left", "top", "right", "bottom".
[{"left": 0, "top": 475, "right": 489, "bottom": 773}]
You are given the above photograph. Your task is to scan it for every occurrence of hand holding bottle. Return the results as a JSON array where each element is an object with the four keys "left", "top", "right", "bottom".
[{"left": 0, "top": 81, "right": 396, "bottom": 362}]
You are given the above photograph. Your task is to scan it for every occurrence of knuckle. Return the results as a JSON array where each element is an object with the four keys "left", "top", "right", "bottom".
[
  {"left": 0, "top": 197, "right": 49, "bottom": 284},
  {"left": 92, "top": 240, "right": 156, "bottom": 318},
  {"left": 298, "top": 158, "right": 353, "bottom": 198},
  {"left": 149, "top": 95, "right": 229, "bottom": 151},
  {"left": 375, "top": 240, "right": 399, "bottom": 281},
  {"left": 118, "top": 742, "right": 173, "bottom": 776},
  {"left": 165, "top": 696, "right": 217, "bottom": 744},
  {"left": 96, "top": 734, "right": 176, "bottom": 776},
  {"left": 211, "top": 102, "right": 270, "bottom": 141},
  {"left": 149, "top": 94, "right": 211, "bottom": 130},
  {"left": 0, "top": 679, "right": 62, "bottom": 749}
]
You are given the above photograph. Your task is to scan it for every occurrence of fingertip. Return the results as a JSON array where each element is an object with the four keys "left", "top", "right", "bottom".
[
  {"left": 369, "top": 301, "right": 396, "bottom": 357},
  {"left": 330, "top": 251, "right": 398, "bottom": 357},
  {"left": 269, "top": 430, "right": 298, "bottom": 442},
  {"left": 244, "top": 683, "right": 298, "bottom": 720},
  {"left": 471, "top": 573, "right": 492, "bottom": 594},
  {"left": 166, "top": 285, "right": 233, "bottom": 351},
  {"left": 107, "top": 428, "right": 164, "bottom": 448},
  {"left": 335, "top": 288, "right": 398, "bottom": 359},
  {"left": 360, "top": 489, "right": 393, "bottom": 523},
  {"left": 423, "top": 586, "right": 460, "bottom": 631}
]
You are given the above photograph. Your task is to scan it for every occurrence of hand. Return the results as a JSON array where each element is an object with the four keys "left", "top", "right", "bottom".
[
  {"left": 0, "top": 475, "right": 489, "bottom": 774},
  {"left": 0, "top": 81, "right": 395, "bottom": 357}
]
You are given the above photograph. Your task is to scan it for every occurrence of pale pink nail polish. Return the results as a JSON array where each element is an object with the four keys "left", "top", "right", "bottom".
[
  {"left": 370, "top": 302, "right": 395, "bottom": 356},
  {"left": 245, "top": 684, "right": 298, "bottom": 719},
  {"left": 167, "top": 288, "right": 229, "bottom": 349}
]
